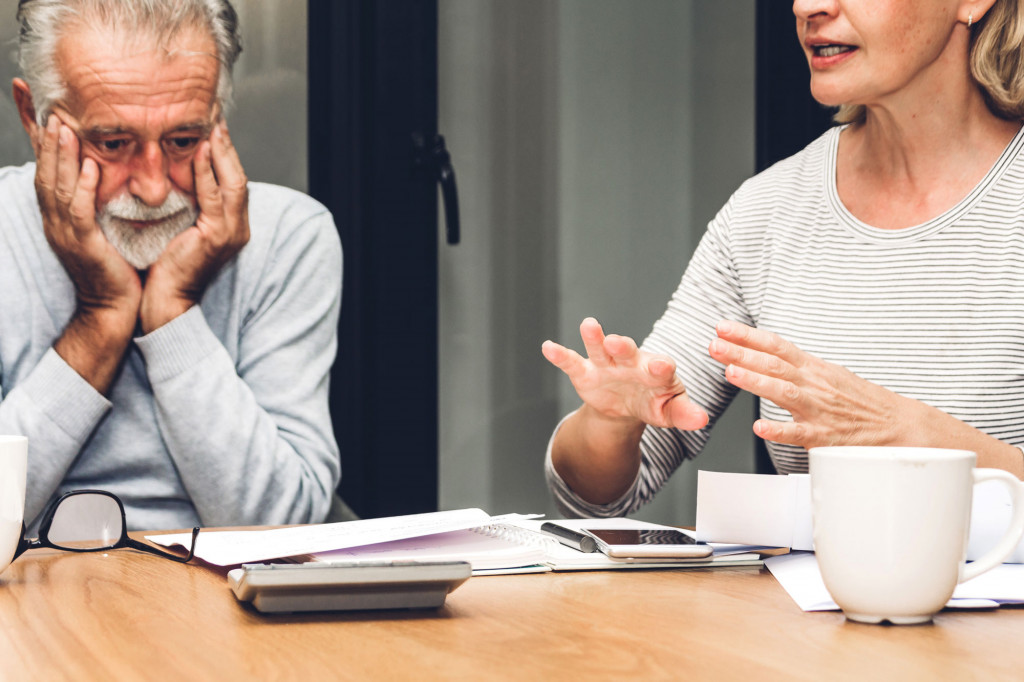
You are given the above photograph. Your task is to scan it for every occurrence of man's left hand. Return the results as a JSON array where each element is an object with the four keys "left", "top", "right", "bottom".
[{"left": 140, "top": 120, "right": 250, "bottom": 333}]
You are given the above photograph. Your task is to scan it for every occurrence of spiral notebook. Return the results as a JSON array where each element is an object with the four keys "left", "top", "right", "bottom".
[{"left": 309, "top": 519, "right": 764, "bottom": 576}]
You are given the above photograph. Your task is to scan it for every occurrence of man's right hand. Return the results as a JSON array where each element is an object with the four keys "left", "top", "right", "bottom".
[
  {"left": 35, "top": 115, "right": 140, "bottom": 392},
  {"left": 542, "top": 317, "right": 709, "bottom": 431}
]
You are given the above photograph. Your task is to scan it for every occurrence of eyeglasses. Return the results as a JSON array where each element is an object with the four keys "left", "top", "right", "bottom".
[{"left": 13, "top": 490, "right": 199, "bottom": 563}]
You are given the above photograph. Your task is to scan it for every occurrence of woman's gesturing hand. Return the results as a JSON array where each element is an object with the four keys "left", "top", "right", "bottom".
[
  {"left": 542, "top": 317, "right": 709, "bottom": 431},
  {"left": 708, "top": 320, "right": 911, "bottom": 448}
]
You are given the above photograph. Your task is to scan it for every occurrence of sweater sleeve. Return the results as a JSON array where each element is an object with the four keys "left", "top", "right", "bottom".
[
  {"left": 134, "top": 208, "right": 342, "bottom": 527},
  {"left": 546, "top": 197, "right": 752, "bottom": 517},
  {"left": 0, "top": 349, "right": 112, "bottom": 523}
]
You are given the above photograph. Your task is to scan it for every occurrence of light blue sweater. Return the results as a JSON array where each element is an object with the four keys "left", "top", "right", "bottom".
[{"left": 0, "top": 163, "right": 342, "bottom": 530}]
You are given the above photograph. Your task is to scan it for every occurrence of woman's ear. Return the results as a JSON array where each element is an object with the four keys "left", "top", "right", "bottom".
[
  {"left": 12, "top": 78, "right": 41, "bottom": 155},
  {"left": 962, "top": 0, "right": 1002, "bottom": 26}
]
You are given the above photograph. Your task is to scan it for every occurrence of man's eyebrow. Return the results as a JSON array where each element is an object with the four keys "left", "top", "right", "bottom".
[
  {"left": 166, "top": 122, "right": 215, "bottom": 137},
  {"left": 81, "top": 122, "right": 215, "bottom": 139}
]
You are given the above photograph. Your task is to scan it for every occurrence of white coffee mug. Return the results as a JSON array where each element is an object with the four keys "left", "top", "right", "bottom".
[
  {"left": 809, "top": 446, "right": 1024, "bottom": 625},
  {"left": 0, "top": 436, "right": 28, "bottom": 575}
]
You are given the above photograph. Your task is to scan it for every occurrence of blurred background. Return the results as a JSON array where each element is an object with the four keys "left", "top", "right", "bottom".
[{"left": 0, "top": 0, "right": 829, "bottom": 524}]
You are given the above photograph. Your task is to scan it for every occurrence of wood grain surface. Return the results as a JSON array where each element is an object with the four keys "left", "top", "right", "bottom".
[{"left": 0, "top": 534, "right": 1021, "bottom": 681}]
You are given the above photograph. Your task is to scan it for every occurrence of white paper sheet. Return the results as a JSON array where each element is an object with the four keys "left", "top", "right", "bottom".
[
  {"left": 694, "top": 471, "right": 813, "bottom": 550},
  {"left": 147, "top": 509, "right": 539, "bottom": 566},
  {"left": 765, "top": 552, "right": 1024, "bottom": 612}
]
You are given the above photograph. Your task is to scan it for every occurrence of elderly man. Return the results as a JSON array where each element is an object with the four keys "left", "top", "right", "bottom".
[{"left": 0, "top": 0, "right": 342, "bottom": 530}]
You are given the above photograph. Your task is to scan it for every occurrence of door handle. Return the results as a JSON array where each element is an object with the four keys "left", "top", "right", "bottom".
[{"left": 413, "top": 133, "right": 460, "bottom": 245}]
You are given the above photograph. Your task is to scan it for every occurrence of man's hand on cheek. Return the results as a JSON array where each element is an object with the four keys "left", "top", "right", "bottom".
[
  {"left": 35, "top": 116, "right": 141, "bottom": 324},
  {"left": 140, "top": 120, "right": 250, "bottom": 334}
]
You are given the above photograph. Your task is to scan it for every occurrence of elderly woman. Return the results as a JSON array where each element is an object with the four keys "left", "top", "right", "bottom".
[{"left": 542, "top": 0, "right": 1024, "bottom": 517}]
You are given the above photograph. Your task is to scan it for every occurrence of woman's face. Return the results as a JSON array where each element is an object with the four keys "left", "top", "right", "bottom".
[{"left": 793, "top": 0, "right": 966, "bottom": 111}]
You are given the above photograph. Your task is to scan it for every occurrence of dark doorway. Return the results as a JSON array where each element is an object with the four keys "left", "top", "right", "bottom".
[{"left": 308, "top": 0, "right": 441, "bottom": 518}]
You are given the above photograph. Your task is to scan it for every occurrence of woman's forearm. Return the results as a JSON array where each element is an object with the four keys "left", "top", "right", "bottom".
[
  {"left": 550, "top": 404, "right": 648, "bottom": 504},
  {"left": 904, "top": 398, "right": 1024, "bottom": 479}
]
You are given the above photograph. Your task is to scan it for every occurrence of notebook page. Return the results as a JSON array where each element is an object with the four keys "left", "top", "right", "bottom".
[{"left": 310, "top": 527, "right": 549, "bottom": 572}]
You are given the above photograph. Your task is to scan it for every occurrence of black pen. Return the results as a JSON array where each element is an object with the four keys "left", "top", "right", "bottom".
[{"left": 540, "top": 522, "right": 598, "bottom": 553}]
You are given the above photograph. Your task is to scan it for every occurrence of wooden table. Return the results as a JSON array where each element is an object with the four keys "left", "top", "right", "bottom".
[{"left": 0, "top": 533, "right": 1021, "bottom": 681}]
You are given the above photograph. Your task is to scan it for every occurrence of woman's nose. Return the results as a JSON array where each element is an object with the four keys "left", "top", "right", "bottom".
[{"left": 793, "top": 0, "right": 839, "bottom": 23}]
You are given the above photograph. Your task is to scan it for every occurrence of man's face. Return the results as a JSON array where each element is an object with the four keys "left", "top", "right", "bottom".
[{"left": 51, "top": 25, "right": 221, "bottom": 267}]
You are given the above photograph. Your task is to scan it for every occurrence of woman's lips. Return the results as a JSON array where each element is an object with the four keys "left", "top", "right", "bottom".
[{"left": 808, "top": 43, "right": 858, "bottom": 68}]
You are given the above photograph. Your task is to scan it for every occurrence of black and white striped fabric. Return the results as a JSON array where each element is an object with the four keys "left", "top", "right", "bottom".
[{"left": 547, "top": 125, "right": 1024, "bottom": 517}]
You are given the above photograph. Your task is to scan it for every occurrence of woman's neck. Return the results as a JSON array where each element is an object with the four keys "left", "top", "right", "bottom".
[{"left": 836, "top": 91, "right": 1021, "bottom": 230}]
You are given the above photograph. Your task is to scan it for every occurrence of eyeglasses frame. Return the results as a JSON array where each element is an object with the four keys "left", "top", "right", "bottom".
[{"left": 13, "top": 489, "right": 199, "bottom": 563}]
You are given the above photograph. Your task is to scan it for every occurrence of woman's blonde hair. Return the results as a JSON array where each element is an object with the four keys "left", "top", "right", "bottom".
[{"left": 834, "top": 0, "right": 1024, "bottom": 124}]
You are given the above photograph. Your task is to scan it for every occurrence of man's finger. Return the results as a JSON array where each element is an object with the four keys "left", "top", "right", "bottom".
[
  {"left": 54, "top": 125, "right": 80, "bottom": 216},
  {"left": 193, "top": 140, "right": 223, "bottom": 220},
  {"left": 209, "top": 121, "right": 247, "bottom": 205},
  {"left": 68, "top": 157, "right": 100, "bottom": 232},
  {"left": 34, "top": 115, "right": 61, "bottom": 215}
]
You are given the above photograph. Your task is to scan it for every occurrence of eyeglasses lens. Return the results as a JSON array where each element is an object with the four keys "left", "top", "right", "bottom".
[{"left": 47, "top": 494, "right": 123, "bottom": 550}]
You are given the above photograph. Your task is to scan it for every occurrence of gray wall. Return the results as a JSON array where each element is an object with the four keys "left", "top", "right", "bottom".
[
  {"left": 437, "top": 0, "right": 758, "bottom": 523},
  {"left": 0, "top": 2, "right": 35, "bottom": 167}
]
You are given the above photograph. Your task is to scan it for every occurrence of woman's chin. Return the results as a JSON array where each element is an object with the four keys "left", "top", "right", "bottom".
[{"left": 807, "top": 88, "right": 847, "bottom": 110}]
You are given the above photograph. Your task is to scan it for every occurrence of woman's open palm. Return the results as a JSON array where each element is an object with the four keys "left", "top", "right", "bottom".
[{"left": 542, "top": 317, "right": 708, "bottom": 431}]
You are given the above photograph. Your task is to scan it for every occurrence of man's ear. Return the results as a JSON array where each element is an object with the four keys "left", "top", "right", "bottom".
[{"left": 12, "top": 78, "right": 41, "bottom": 155}]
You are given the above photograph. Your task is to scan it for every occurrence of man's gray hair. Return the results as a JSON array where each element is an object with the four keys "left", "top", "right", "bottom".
[{"left": 16, "top": 0, "right": 243, "bottom": 124}]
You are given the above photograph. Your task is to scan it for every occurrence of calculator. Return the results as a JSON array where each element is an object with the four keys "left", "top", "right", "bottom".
[{"left": 227, "top": 560, "right": 472, "bottom": 614}]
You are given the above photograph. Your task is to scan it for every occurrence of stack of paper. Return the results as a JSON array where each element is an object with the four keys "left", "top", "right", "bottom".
[
  {"left": 148, "top": 509, "right": 765, "bottom": 576},
  {"left": 149, "top": 508, "right": 532, "bottom": 567}
]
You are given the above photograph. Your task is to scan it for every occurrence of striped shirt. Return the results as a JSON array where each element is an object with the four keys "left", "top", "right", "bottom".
[{"left": 547, "top": 124, "right": 1024, "bottom": 517}]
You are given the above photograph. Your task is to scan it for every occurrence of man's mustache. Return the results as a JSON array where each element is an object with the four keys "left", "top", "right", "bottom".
[{"left": 103, "top": 191, "right": 194, "bottom": 223}]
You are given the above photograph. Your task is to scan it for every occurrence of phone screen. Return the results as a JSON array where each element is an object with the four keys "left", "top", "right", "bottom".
[{"left": 584, "top": 528, "right": 702, "bottom": 546}]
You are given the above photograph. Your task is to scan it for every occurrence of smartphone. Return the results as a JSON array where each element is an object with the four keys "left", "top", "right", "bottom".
[{"left": 583, "top": 528, "right": 713, "bottom": 558}]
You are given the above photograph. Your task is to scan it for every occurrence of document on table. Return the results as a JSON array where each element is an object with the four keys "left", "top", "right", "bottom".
[
  {"left": 310, "top": 516, "right": 765, "bottom": 575},
  {"left": 695, "top": 471, "right": 813, "bottom": 550},
  {"left": 148, "top": 508, "right": 540, "bottom": 566},
  {"left": 765, "top": 552, "right": 1024, "bottom": 611}
]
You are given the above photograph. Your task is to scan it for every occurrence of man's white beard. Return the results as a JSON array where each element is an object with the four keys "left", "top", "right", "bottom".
[{"left": 97, "top": 190, "right": 197, "bottom": 269}]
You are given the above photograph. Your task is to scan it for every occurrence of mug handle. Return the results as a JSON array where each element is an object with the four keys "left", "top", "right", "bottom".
[{"left": 961, "top": 468, "right": 1024, "bottom": 582}]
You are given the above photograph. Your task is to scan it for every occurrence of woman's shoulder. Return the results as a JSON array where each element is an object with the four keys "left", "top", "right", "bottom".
[{"left": 733, "top": 125, "right": 839, "bottom": 203}]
